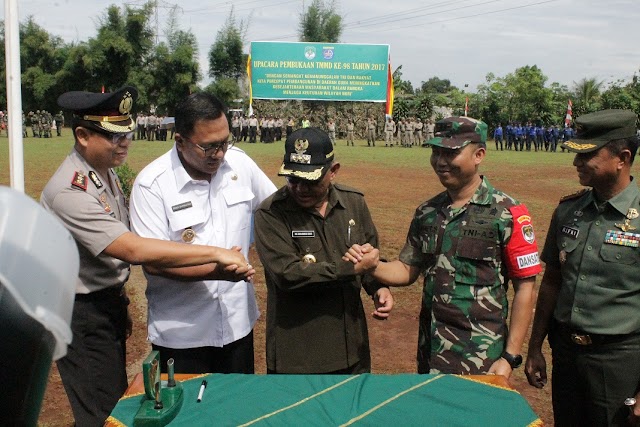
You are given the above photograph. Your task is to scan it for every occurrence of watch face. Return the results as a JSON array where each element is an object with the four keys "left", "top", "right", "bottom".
[
  {"left": 512, "top": 355, "right": 523, "bottom": 368},
  {"left": 502, "top": 352, "right": 523, "bottom": 368}
]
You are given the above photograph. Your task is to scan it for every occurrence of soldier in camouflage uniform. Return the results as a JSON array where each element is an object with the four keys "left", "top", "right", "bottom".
[
  {"left": 345, "top": 116, "right": 541, "bottom": 377},
  {"left": 31, "top": 110, "right": 40, "bottom": 137},
  {"left": 41, "top": 110, "right": 52, "bottom": 138},
  {"left": 54, "top": 110, "right": 65, "bottom": 136}
]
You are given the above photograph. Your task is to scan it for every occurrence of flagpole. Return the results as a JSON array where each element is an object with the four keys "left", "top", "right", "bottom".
[
  {"left": 565, "top": 99, "right": 573, "bottom": 127},
  {"left": 5, "top": 0, "right": 25, "bottom": 192}
]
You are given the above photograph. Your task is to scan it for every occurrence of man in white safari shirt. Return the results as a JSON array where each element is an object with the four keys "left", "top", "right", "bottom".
[{"left": 130, "top": 93, "right": 276, "bottom": 374}]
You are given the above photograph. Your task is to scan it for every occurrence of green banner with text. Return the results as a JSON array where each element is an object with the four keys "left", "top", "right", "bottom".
[{"left": 248, "top": 42, "right": 390, "bottom": 102}]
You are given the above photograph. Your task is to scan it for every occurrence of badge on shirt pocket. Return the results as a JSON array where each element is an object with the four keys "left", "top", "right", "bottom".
[{"left": 181, "top": 227, "right": 196, "bottom": 243}]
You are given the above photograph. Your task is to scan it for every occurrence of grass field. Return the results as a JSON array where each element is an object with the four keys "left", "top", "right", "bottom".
[{"left": 4, "top": 132, "right": 636, "bottom": 426}]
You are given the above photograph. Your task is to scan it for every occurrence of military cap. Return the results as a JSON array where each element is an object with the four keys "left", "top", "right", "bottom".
[
  {"left": 562, "top": 109, "right": 637, "bottom": 153},
  {"left": 278, "top": 127, "right": 334, "bottom": 181},
  {"left": 425, "top": 116, "right": 488, "bottom": 149},
  {"left": 57, "top": 86, "right": 137, "bottom": 133}
]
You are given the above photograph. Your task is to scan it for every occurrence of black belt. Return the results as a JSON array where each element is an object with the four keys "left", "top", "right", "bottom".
[
  {"left": 555, "top": 322, "right": 639, "bottom": 346},
  {"left": 75, "top": 285, "right": 124, "bottom": 301}
]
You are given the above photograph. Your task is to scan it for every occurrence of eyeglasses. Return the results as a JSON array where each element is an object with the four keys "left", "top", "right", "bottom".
[
  {"left": 286, "top": 176, "right": 321, "bottom": 186},
  {"left": 184, "top": 137, "right": 234, "bottom": 156},
  {"left": 93, "top": 129, "right": 134, "bottom": 145}
]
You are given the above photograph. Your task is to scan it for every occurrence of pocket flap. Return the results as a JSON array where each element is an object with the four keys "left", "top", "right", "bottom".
[{"left": 222, "top": 186, "right": 254, "bottom": 206}]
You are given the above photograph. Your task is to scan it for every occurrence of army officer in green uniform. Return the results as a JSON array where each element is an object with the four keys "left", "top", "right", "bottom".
[
  {"left": 526, "top": 109, "right": 640, "bottom": 426},
  {"left": 254, "top": 127, "right": 393, "bottom": 374}
]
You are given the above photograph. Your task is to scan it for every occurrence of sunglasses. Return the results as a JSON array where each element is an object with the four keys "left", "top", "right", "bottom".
[
  {"left": 93, "top": 129, "right": 135, "bottom": 145},
  {"left": 286, "top": 176, "right": 322, "bottom": 186},
  {"left": 183, "top": 137, "right": 234, "bottom": 156}
]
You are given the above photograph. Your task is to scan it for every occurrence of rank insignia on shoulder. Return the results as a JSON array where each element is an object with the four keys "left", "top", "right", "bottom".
[
  {"left": 181, "top": 228, "right": 196, "bottom": 243},
  {"left": 88, "top": 171, "right": 103, "bottom": 189},
  {"left": 71, "top": 171, "right": 88, "bottom": 191},
  {"left": 559, "top": 189, "right": 589, "bottom": 203}
]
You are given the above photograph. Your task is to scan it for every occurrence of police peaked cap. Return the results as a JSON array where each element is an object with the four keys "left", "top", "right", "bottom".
[{"left": 57, "top": 86, "right": 138, "bottom": 133}]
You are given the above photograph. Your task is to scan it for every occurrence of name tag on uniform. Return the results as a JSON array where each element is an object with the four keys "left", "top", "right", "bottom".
[
  {"left": 292, "top": 230, "right": 315, "bottom": 238},
  {"left": 171, "top": 201, "right": 193, "bottom": 212},
  {"left": 561, "top": 225, "right": 579, "bottom": 239}
]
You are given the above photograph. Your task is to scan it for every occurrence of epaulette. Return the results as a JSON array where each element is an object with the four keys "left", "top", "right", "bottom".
[
  {"left": 71, "top": 171, "right": 88, "bottom": 191},
  {"left": 333, "top": 182, "right": 364, "bottom": 196},
  {"left": 559, "top": 188, "right": 590, "bottom": 203}
]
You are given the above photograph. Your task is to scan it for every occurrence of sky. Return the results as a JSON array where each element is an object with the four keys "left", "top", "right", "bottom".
[{"left": 6, "top": 0, "right": 640, "bottom": 92}]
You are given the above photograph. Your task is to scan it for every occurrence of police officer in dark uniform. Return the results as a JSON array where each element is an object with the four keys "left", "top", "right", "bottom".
[
  {"left": 526, "top": 109, "right": 640, "bottom": 427},
  {"left": 40, "top": 86, "right": 253, "bottom": 426}
]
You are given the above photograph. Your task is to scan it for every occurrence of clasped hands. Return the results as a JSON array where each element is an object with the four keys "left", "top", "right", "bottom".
[
  {"left": 343, "top": 243, "right": 393, "bottom": 320},
  {"left": 216, "top": 246, "right": 256, "bottom": 282},
  {"left": 342, "top": 243, "right": 380, "bottom": 274}
]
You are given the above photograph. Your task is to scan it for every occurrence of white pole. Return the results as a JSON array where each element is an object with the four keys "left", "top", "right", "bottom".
[{"left": 5, "top": 0, "right": 25, "bottom": 192}]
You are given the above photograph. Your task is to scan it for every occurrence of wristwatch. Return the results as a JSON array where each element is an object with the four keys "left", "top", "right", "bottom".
[{"left": 501, "top": 351, "right": 523, "bottom": 369}]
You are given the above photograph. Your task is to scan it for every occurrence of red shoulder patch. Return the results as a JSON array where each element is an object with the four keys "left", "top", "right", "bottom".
[
  {"left": 71, "top": 171, "right": 88, "bottom": 191},
  {"left": 504, "top": 204, "right": 542, "bottom": 279}
]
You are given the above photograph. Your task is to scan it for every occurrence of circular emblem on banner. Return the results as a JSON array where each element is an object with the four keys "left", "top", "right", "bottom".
[{"left": 304, "top": 46, "right": 316, "bottom": 60}]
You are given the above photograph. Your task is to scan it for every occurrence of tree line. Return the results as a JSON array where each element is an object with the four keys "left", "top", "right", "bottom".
[{"left": 0, "top": 0, "right": 638, "bottom": 129}]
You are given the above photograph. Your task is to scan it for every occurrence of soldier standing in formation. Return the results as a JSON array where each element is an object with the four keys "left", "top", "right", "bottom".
[
  {"left": 384, "top": 116, "right": 395, "bottom": 146},
  {"left": 366, "top": 116, "right": 376, "bottom": 147},
  {"left": 414, "top": 118, "right": 424, "bottom": 145},
  {"left": 248, "top": 114, "right": 258, "bottom": 143},
  {"left": 346, "top": 120, "right": 355, "bottom": 146}
]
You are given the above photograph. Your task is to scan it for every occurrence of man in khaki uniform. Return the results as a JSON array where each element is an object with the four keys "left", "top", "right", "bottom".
[
  {"left": 405, "top": 118, "right": 415, "bottom": 147},
  {"left": 384, "top": 116, "right": 395, "bottom": 146},
  {"left": 346, "top": 120, "right": 355, "bottom": 146},
  {"left": 414, "top": 118, "right": 424, "bottom": 145},
  {"left": 366, "top": 117, "right": 376, "bottom": 146}
]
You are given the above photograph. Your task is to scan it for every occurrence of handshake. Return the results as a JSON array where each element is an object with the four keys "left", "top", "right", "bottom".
[
  {"left": 343, "top": 243, "right": 393, "bottom": 321},
  {"left": 343, "top": 243, "right": 380, "bottom": 275}
]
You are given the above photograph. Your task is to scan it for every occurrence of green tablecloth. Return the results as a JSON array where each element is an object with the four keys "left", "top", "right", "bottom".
[{"left": 108, "top": 373, "right": 541, "bottom": 426}]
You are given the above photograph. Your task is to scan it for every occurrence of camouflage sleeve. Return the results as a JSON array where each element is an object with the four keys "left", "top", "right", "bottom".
[
  {"left": 398, "top": 209, "right": 427, "bottom": 268},
  {"left": 503, "top": 204, "right": 542, "bottom": 278}
]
